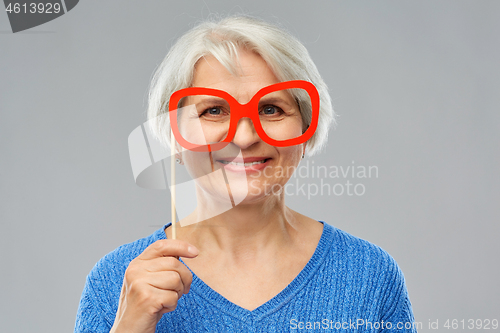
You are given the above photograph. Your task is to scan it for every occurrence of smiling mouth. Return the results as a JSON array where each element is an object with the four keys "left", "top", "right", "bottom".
[{"left": 217, "top": 158, "right": 270, "bottom": 167}]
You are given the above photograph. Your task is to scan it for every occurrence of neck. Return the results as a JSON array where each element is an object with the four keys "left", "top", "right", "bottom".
[{"left": 179, "top": 192, "right": 301, "bottom": 258}]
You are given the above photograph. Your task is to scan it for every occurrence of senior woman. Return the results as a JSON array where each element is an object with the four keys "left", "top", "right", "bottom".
[{"left": 75, "top": 16, "right": 416, "bottom": 333}]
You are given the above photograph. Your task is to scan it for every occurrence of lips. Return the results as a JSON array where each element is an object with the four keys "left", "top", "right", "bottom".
[
  {"left": 216, "top": 157, "right": 271, "bottom": 171},
  {"left": 217, "top": 156, "right": 269, "bottom": 164}
]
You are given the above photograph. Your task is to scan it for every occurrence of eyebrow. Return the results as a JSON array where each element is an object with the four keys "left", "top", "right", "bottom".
[
  {"left": 258, "top": 96, "right": 295, "bottom": 108},
  {"left": 180, "top": 96, "right": 228, "bottom": 108},
  {"left": 195, "top": 97, "right": 229, "bottom": 105}
]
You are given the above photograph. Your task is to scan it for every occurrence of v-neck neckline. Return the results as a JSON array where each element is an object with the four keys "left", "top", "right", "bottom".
[{"left": 158, "top": 220, "right": 334, "bottom": 323}]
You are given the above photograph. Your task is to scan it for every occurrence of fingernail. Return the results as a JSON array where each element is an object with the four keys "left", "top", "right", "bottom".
[{"left": 188, "top": 246, "right": 199, "bottom": 256}]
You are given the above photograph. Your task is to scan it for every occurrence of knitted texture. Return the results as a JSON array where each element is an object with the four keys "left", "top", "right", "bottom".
[{"left": 75, "top": 221, "right": 417, "bottom": 332}]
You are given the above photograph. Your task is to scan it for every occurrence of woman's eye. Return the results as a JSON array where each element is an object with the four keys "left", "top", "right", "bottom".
[
  {"left": 260, "top": 105, "right": 283, "bottom": 115},
  {"left": 203, "top": 107, "right": 223, "bottom": 116}
]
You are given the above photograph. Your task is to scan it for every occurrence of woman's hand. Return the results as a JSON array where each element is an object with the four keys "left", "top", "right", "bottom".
[{"left": 110, "top": 239, "right": 199, "bottom": 333}]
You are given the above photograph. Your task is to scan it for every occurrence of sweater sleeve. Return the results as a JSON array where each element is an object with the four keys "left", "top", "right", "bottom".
[
  {"left": 73, "top": 233, "right": 157, "bottom": 333},
  {"left": 74, "top": 274, "right": 114, "bottom": 333},
  {"left": 379, "top": 260, "right": 418, "bottom": 333}
]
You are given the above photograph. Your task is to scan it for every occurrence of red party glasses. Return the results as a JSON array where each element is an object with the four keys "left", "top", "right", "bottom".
[{"left": 168, "top": 80, "right": 319, "bottom": 152}]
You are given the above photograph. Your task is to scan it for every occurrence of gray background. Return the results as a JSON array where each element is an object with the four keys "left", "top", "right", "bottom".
[{"left": 1, "top": 0, "right": 499, "bottom": 332}]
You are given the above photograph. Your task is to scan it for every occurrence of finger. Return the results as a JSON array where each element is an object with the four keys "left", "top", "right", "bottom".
[
  {"left": 157, "top": 290, "right": 181, "bottom": 314},
  {"left": 141, "top": 257, "right": 193, "bottom": 294},
  {"left": 138, "top": 239, "right": 199, "bottom": 260},
  {"left": 145, "top": 271, "right": 185, "bottom": 298},
  {"left": 145, "top": 288, "right": 180, "bottom": 314}
]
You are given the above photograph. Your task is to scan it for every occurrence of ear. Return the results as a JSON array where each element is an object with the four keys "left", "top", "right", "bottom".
[
  {"left": 169, "top": 132, "right": 183, "bottom": 164},
  {"left": 174, "top": 142, "right": 184, "bottom": 165}
]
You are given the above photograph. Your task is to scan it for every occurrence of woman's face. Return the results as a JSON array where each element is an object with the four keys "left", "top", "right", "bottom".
[{"left": 178, "top": 48, "right": 304, "bottom": 206}]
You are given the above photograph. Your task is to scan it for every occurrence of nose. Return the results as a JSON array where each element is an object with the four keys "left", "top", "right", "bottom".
[{"left": 232, "top": 117, "right": 260, "bottom": 149}]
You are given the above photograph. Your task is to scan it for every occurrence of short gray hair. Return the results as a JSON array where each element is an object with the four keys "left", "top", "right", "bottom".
[{"left": 147, "top": 15, "right": 335, "bottom": 156}]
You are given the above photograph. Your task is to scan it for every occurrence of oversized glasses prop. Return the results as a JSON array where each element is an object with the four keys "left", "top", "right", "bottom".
[{"left": 128, "top": 80, "right": 319, "bottom": 239}]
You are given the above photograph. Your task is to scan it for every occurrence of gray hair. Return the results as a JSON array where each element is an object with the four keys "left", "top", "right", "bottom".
[{"left": 147, "top": 15, "right": 335, "bottom": 156}]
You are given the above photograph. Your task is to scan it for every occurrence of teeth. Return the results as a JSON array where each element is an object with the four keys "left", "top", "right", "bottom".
[{"left": 219, "top": 159, "right": 267, "bottom": 166}]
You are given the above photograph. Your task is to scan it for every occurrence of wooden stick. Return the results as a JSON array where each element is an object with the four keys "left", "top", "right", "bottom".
[{"left": 171, "top": 129, "right": 176, "bottom": 240}]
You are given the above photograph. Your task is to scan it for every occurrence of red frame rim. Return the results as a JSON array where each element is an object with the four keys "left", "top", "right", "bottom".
[{"left": 168, "top": 80, "right": 319, "bottom": 152}]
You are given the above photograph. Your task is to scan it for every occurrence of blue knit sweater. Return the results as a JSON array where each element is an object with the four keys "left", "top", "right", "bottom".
[{"left": 75, "top": 221, "right": 417, "bottom": 332}]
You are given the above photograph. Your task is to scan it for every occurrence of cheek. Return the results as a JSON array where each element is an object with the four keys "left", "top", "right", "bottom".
[
  {"left": 254, "top": 146, "right": 302, "bottom": 184},
  {"left": 182, "top": 152, "right": 214, "bottom": 179},
  {"left": 277, "top": 146, "right": 302, "bottom": 167}
]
